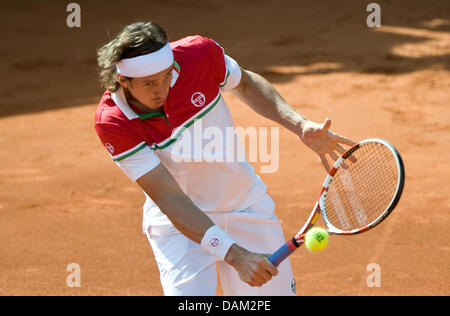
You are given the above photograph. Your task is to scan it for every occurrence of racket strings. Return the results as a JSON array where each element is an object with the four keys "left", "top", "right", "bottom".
[{"left": 324, "top": 142, "right": 399, "bottom": 231}]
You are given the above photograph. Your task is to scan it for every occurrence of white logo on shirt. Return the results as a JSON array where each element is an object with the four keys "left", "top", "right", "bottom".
[
  {"left": 191, "top": 92, "right": 206, "bottom": 107},
  {"left": 105, "top": 143, "right": 115, "bottom": 154}
]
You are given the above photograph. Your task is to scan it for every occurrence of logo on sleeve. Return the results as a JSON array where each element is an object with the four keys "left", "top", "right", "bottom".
[
  {"left": 191, "top": 92, "right": 206, "bottom": 107},
  {"left": 209, "top": 238, "right": 219, "bottom": 247},
  {"left": 105, "top": 143, "right": 115, "bottom": 154},
  {"left": 291, "top": 278, "right": 296, "bottom": 295}
]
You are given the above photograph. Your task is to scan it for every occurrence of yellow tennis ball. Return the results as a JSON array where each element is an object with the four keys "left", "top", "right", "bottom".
[{"left": 305, "top": 227, "right": 329, "bottom": 251}]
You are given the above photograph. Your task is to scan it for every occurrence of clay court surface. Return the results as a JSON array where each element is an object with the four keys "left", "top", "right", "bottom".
[{"left": 0, "top": 0, "right": 449, "bottom": 296}]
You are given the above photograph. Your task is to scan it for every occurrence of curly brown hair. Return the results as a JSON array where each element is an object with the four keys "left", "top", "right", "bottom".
[{"left": 97, "top": 21, "right": 168, "bottom": 92}]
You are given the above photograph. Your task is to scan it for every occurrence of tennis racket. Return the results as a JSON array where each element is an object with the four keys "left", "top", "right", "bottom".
[{"left": 268, "top": 138, "right": 405, "bottom": 267}]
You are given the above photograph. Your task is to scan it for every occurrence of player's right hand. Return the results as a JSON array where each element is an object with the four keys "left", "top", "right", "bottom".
[{"left": 225, "top": 244, "right": 278, "bottom": 287}]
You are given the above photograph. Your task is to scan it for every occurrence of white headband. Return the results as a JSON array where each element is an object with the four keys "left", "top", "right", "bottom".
[{"left": 116, "top": 42, "right": 173, "bottom": 78}]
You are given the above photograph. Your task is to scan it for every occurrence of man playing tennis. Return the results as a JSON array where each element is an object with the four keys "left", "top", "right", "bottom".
[{"left": 95, "top": 21, "right": 355, "bottom": 296}]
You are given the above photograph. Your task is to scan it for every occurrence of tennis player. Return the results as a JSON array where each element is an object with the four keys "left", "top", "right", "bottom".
[{"left": 95, "top": 21, "right": 355, "bottom": 296}]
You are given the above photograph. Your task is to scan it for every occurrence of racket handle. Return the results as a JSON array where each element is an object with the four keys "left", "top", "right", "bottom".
[{"left": 268, "top": 238, "right": 299, "bottom": 267}]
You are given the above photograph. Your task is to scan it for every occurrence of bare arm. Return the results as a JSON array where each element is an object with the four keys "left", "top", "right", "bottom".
[
  {"left": 137, "top": 163, "right": 214, "bottom": 243},
  {"left": 232, "top": 68, "right": 307, "bottom": 135},
  {"left": 136, "top": 163, "right": 277, "bottom": 287},
  {"left": 232, "top": 68, "right": 356, "bottom": 172}
]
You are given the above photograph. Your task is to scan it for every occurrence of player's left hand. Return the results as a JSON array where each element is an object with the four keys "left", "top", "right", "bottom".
[{"left": 299, "top": 118, "right": 356, "bottom": 172}]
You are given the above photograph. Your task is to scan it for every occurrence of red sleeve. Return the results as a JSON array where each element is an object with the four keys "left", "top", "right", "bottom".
[
  {"left": 94, "top": 116, "right": 145, "bottom": 160},
  {"left": 202, "top": 37, "right": 228, "bottom": 86}
]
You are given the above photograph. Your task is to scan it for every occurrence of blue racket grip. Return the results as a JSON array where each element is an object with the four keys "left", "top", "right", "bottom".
[{"left": 268, "top": 238, "right": 299, "bottom": 267}]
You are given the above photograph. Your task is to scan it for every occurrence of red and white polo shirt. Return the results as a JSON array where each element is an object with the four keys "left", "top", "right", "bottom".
[{"left": 95, "top": 36, "right": 266, "bottom": 228}]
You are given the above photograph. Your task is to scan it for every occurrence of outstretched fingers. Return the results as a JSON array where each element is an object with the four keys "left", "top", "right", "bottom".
[{"left": 328, "top": 131, "right": 356, "bottom": 147}]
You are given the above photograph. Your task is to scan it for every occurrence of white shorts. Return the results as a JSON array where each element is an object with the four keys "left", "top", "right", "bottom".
[{"left": 145, "top": 193, "right": 296, "bottom": 296}]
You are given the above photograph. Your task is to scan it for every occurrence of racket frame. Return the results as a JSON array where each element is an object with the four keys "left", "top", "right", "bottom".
[{"left": 268, "top": 138, "right": 405, "bottom": 266}]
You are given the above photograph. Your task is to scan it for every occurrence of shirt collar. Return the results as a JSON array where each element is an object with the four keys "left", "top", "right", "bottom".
[
  {"left": 111, "top": 87, "right": 139, "bottom": 120},
  {"left": 171, "top": 61, "right": 181, "bottom": 87}
]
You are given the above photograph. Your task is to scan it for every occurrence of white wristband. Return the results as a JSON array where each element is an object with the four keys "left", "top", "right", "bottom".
[{"left": 201, "top": 225, "right": 235, "bottom": 261}]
